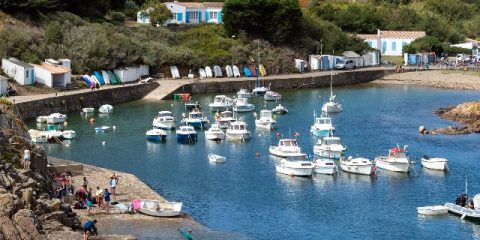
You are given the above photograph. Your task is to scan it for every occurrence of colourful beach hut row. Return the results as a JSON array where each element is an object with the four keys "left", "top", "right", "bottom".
[
  {"left": 81, "top": 70, "right": 122, "bottom": 87},
  {"left": 170, "top": 65, "right": 268, "bottom": 79},
  {"left": 403, "top": 53, "right": 436, "bottom": 65}
]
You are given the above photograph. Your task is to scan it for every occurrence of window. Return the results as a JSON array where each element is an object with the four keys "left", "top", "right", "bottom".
[
  {"left": 26, "top": 70, "right": 29, "bottom": 78},
  {"left": 190, "top": 12, "right": 198, "bottom": 20},
  {"left": 368, "top": 41, "right": 373, "bottom": 47},
  {"left": 392, "top": 42, "right": 397, "bottom": 51},
  {"left": 209, "top": 11, "right": 218, "bottom": 20}
]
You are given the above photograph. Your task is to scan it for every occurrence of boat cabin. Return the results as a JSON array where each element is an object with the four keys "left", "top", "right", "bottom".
[
  {"left": 185, "top": 101, "right": 201, "bottom": 110},
  {"left": 260, "top": 110, "right": 273, "bottom": 118},
  {"left": 279, "top": 139, "right": 298, "bottom": 147},
  {"left": 188, "top": 109, "right": 204, "bottom": 119},
  {"left": 320, "top": 137, "right": 341, "bottom": 145},
  {"left": 286, "top": 154, "right": 309, "bottom": 162},
  {"left": 236, "top": 98, "right": 249, "bottom": 105},
  {"left": 213, "top": 95, "right": 228, "bottom": 104},
  {"left": 158, "top": 111, "right": 173, "bottom": 117},
  {"left": 315, "top": 117, "right": 332, "bottom": 125},
  {"left": 389, "top": 147, "right": 407, "bottom": 158},
  {"left": 178, "top": 126, "right": 195, "bottom": 133},
  {"left": 230, "top": 121, "right": 247, "bottom": 130},
  {"left": 220, "top": 111, "right": 233, "bottom": 119}
]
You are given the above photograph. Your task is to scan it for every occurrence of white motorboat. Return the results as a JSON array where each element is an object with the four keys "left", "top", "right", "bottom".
[
  {"left": 152, "top": 111, "right": 176, "bottom": 130},
  {"left": 46, "top": 113, "right": 67, "bottom": 124},
  {"left": 233, "top": 97, "right": 255, "bottom": 112},
  {"left": 36, "top": 116, "right": 48, "bottom": 123},
  {"left": 417, "top": 205, "right": 449, "bottom": 215},
  {"left": 82, "top": 108, "right": 95, "bottom": 114},
  {"left": 310, "top": 115, "right": 335, "bottom": 138},
  {"left": 99, "top": 104, "right": 113, "bottom": 114},
  {"left": 185, "top": 101, "right": 201, "bottom": 111},
  {"left": 313, "top": 135, "right": 346, "bottom": 160},
  {"left": 208, "top": 153, "right": 226, "bottom": 163},
  {"left": 322, "top": 68, "right": 343, "bottom": 113},
  {"left": 95, "top": 126, "right": 112, "bottom": 133},
  {"left": 374, "top": 145, "right": 410, "bottom": 173},
  {"left": 275, "top": 155, "right": 313, "bottom": 177},
  {"left": 226, "top": 121, "right": 251, "bottom": 141},
  {"left": 146, "top": 128, "right": 167, "bottom": 142},
  {"left": 28, "top": 129, "right": 48, "bottom": 143},
  {"left": 255, "top": 109, "right": 276, "bottom": 130},
  {"left": 176, "top": 126, "right": 197, "bottom": 143},
  {"left": 135, "top": 199, "right": 182, "bottom": 217},
  {"left": 208, "top": 95, "right": 233, "bottom": 112},
  {"left": 264, "top": 91, "right": 281, "bottom": 101},
  {"left": 272, "top": 104, "right": 288, "bottom": 114},
  {"left": 252, "top": 86, "right": 269, "bottom": 96},
  {"left": 61, "top": 130, "right": 76, "bottom": 139},
  {"left": 215, "top": 110, "right": 235, "bottom": 129},
  {"left": 313, "top": 158, "right": 337, "bottom": 175},
  {"left": 446, "top": 193, "right": 480, "bottom": 220},
  {"left": 421, "top": 156, "right": 448, "bottom": 171},
  {"left": 237, "top": 88, "right": 253, "bottom": 98},
  {"left": 205, "top": 124, "right": 225, "bottom": 141},
  {"left": 269, "top": 138, "right": 305, "bottom": 158},
  {"left": 181, "top": 108, "right": 210, "bottom": 129},
  {"left": 340, "top": 156, "right": 375, "bottom": 175}
]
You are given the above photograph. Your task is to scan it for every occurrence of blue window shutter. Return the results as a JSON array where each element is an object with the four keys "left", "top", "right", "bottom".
[
  {"left": 382, "top": 41, "right": 386, "bottom": 54},
  {"left": 177, "top": 13, "right": 183, "bottom": 21},
  {"left": 206, "top": 11, "right": 209, "bottom": 21},
  {"left": 186, "top": 12, "right": 190, "bottom": 23},
  {"left": 198, "top": 11, "right": 202, "bottom": 21},
  {"left": 392, "top": 42, "right": 396, "bottom": 51},
  {"left": 218, "top": 12, "right": 222, "bottom": 23}
]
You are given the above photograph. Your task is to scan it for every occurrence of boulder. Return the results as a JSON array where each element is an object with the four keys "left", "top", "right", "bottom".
[
  {"left": 50, "top": 198, "right": 63, "bottom": 212},
  {"left": 13, "top": 209, "right": 46, "bottom": 240},
  {"left": 0, "top": 214, "right": 20, "bottom": 240},
  {"left": 0, "top": 193, "right": 23, "bottom": 217},
  {"left": 21, "top": 188, "right": 34, "bottom": 207}
]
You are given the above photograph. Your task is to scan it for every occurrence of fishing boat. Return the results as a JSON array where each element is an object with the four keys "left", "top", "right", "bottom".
[
  {"left": 374, "top": 145, "right": 410, "bottom": 173},
  {"left": 82, "top": 108, "right": 95, "bottom": 114},
  {"left": 152, "top": 111, "right": 176, "bottom": 130},
  {"left": 46, "top": 113, "right": 67, "bottom": 124},
  {"left": 180, "top": 108, "right": 209, "bottom": 129},
  {"left": 340, "top": 156, "right": 375, "bottom": 175},
  {"left": 313, "top": 134, "right": 346, "bottom": 160},
  {"left": 269, "top": 138, "right": 305, "bottom": 158},
  {"left": 36, "top": 116, "right": 48, "bottom": 123},
  {"left": 95, "top": 126, "right": 112, "bottom": 133},
  {"left": 313, "top": 158, "right": 337, "bottom": 175},
  {"left": 215, "top": 110, "right": 235, "bottom": 129},
  {"left": 310, "top": 115, "right": 335, "bottom": 138},
  {"left": 134, "top": 199, "right": 183, "bottom": 217},
  {"left": 322, "top": 61, "right": 343, "bottom": 113},
  {"left": 176, "top": 126, "right": 197, "bottom": 143},
  {"left": 99, "top": 104, "right": 113, "bottom": 114},
  {"left": 255, "top": 109, "right": 276, "bottom": 130},
  {"left": 28, "top": 129, "right": 48, "bottom": 143},
  {"left": 272, "top": 104, "right": 288, "bottom": 114},
  {"left": 204, "top": 124, "right": 225, "bottom": 141},
  {"left": 226, "top": 121, "right": 251, "bottom": 141},
  {"left": 61, "top": 130, "right": 76, "bottom": 139},
  {"left": 275, "top": 155, "right": 313, "bottom": 177},
  {"left": 417, "top": 205, "right": 449, "bottom": 215},
  {"left": 208, "top": 153, "right": 226, "bottom": 163},
  {"left": 237, "top": 88, "right": 253, "bottom": 98},
  {"left": 208, "top": 95, "right": 233, "bottom": 112},
  {"left": 233, "top": 97, "right": 255, "bottom": 112},
  {"left": 146, "top": 128, "right": 167, "bottom": 142},
  {"left": 264, "top": 91, "right": 282, "bottom": 101},
  {"left": 421, "top": 156, "right": 448, "bottom": 171}
]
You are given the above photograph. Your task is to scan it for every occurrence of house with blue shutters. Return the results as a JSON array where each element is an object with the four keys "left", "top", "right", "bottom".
[
  {"left": 137, "top": 2, "right": 224, "bottom": 25},
  {"left": 357, "top": 30, "right": 426, "bottom": 56}
]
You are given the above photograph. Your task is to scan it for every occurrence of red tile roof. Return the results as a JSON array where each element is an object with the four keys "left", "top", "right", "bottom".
[
  {"left": 203, "top": 2, "right": 224, "bottom": 8},
  {"left": 172, "top": 2, "right": 224, "bottom": 9},
  {"left": 356, "top": 31, "right": 426, "bottom": 40},
  {"left": 33, "top": 63, "right": 70, "bottom": 74}
]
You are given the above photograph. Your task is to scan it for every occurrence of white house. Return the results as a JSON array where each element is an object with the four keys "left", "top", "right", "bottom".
[
  {"left": 1, "top": 58, "right": 35, "bottom": 85},
  {"left": 451, "top": 38, "right": 479, "bottom": 57},
  {"left": 33, "top": 60, "right": 71, "bottom": 88},
  {"left": 357, "top": 30, "right": 426, "bottom": 56},
  {"left": 0, "top": 75, "right": 8, "bottom": 95},
  {"left": 137, "top": 2, "right": 224, "bottom": 25}
]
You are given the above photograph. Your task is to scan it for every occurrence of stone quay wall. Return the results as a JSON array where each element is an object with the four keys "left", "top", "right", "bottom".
[
  {"left": 164, "top": 69, "right": 394, "bottom": 99},
  {"left": 15, "top": 82, "right": 159, "bottom": 121}
]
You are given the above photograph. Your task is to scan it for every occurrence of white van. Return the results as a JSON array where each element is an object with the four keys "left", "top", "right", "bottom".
[{"left": 335, "top": 59, "right": 356, "bottom": 70}]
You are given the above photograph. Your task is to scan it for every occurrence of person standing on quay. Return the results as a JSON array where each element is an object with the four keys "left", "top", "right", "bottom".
[
  {"left": 22, "top": 149, "right": 30, "bottom": 170},
  {"left": 109, "top": 173, "right": 119, "bottom": 201},
  {"left": 104, "top": 188, "right": 111, "bottom": 214}
]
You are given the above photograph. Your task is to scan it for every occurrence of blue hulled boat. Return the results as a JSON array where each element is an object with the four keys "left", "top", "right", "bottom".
[
  {"left": 176, "top": 126, "right": 197, "bottom": 143},
  {"left": 146, "top": 129, "right": 167, "bottom": 142}
]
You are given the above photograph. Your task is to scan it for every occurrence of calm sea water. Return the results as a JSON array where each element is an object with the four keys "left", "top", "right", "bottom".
[{"left": 38, "top": 84, "right": 480, "bottom": 239}]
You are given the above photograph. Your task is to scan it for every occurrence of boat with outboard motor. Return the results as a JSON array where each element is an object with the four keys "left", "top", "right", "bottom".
[{"left": 152, "top": 111, "right": 176, "bottom": 130}]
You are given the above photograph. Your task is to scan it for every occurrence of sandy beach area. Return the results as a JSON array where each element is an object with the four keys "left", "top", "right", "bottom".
[
  {"left": 48, "top": 157, "right": 248, "bottom": 240},
  {"left": 373, "top": 70, "right": 480, "bottom": 90}
]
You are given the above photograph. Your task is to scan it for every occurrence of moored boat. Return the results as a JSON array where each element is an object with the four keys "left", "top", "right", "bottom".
[
  {"left": 237, "top": 88, "right": 252, "bottom": 98},
  {"left": 374, "top": 145, "right": 410, "bottom": 173},
  {"left": 181, "top": 108, "right": 209, "bottom": 129},
  {"left": 205, "top": 124, "right": 225, "bottom": 141},
  {"left": 340, "top": 156, "right": 375, "bottom": 175},
  {"left": 313, "top": 158, "right": 337, "bottom": 175},
  {"left": 417, "top": 205, "right": 449, "bottom": 215},
  {"left": 99, "top": 104, "right": 113, "bottom": 114},
  {"left": 310, "top": 115, "right": 335, "bottom": 138},
  {"left": 275, "top": 155, "right": 313, "bottom": 177},
  {"left": 421, "top": 156, "right": 448, "bottom": 171},
  {"left": 61, "top": 130, "right": 76, "bottom": 139},
  {"left": 233, "top": 97, "right": 255, "bottom": 112},
  {"left": 46, "top": 113, "right": 67, "bottom": 124},
  {"left": 152, "top": 111, "right": 176, "bottom": 130},
  {"left": 82, "top": 108, "right": 95, "bottom": 114},
  {"left": 208, "top": 153, "right": 226, "bottom": 163},
  {"left": 95, "top": 126, "right": 112, "bottom": 133},
  {"left": 208, "top": 95, "right": 233, "bottom": 112},
  {"left": 264, "top": 91, "right": 282, "bottom": 101},
  {"left": 146, "top": 128, "right": 167, "bottom": 142},
  {"left": 313, "top": 135, "right": 346, "bottom": 160},
  {"left": 269, "top": 138, "right": 304, "bottom": 158},
  {"left": 133, "top": 199, "right": 182, "bottom": 217},
  {"left": 176, "top": 126, "right": 197, "bottom": 143},
  {"left": 272, "top": 104, "right": 288, "bottom": 114},
  {"left": 322, "top": 68, "right": 343, "bottom": 113},
  {"left": 36, "top": 116, "right": 48, "bottom": 123},
  {"left": 252, "top": 86, "right": 269, "bottom": 96},
  {"left": 255, "top": 109, "right": 276, "bottom": 130},
  {"left": 226, "top": 121, "right": 251, "bottom": 141},
  {"left": 215, "top": 110, "right": 235, "bottom": 129}
]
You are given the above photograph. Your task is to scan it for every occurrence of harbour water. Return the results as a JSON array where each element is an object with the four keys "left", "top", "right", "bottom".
[{"left": 37, "top": 84, "right": 480, "bottom": 239}]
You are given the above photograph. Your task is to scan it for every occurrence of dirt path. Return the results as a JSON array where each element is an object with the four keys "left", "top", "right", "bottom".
[{"left": 374, "top": 70, "right": 480, "bottom": 90}]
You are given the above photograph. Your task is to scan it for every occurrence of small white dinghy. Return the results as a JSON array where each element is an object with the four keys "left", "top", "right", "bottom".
[
  {"left": 99, "top": 104, "right": 113, "bottom": 114},
  {"left": 135, "top": 199, "right": 182, "bottom": 217},
  {"left": 421, "top": 156, "right": 448, "bottom": 171},
  {"left": 417, "top": 205, "right": 449, "bottom": 215},
  {"left": 208, "top": 153, "right": 226, "bottom": 163},
  {"left": 82, "top": 108, "right": 95, "bottom": 114}
]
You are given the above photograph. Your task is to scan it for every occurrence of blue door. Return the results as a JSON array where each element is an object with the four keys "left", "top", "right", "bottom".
[{"left": 382, "top": 41, "right": 387, "bottom": 54}]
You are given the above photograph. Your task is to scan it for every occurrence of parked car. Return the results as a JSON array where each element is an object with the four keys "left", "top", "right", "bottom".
[{"left": 335, "top": 59, "right": 356, "bottom": 70}]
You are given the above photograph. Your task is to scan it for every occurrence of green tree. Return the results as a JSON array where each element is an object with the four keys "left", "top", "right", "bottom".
[
  {"left": 140, "top": 0, "right": 173, "bottom": 27},
  {"left": 223, "top": 0, "right": 302, "bottom": 44},
  {"left": 45, "top": 21, "right": 63, "bottom": 44},
  {"left": 402, "top": 36, "right": 444, "bottom": 54}
]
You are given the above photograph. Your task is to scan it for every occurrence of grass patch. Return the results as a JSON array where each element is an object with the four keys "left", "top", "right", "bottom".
[{"left": 382, "top": 56, "right": 403, "bottom": 65}]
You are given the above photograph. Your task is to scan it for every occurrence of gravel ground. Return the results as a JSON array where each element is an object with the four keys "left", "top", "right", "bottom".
[{"left": 374, "top": 70, "right": 480, "bottom": 90}]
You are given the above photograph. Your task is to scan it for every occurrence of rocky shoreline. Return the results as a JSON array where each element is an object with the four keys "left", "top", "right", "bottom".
[{"left": 420, "top": 101, "right": 480, "bottom": 135}]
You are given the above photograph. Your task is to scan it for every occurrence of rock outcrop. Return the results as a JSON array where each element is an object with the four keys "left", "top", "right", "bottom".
[
  {"left": 424, "top": 101, "right": 480, "bottom": 135},
  {"left": 0, "top": 99, "right": 82, "bottom": 239}
]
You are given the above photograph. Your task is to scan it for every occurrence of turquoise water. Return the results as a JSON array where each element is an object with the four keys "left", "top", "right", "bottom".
[{"left": 39, "top": 84, "right": 480, "bottom": 239}]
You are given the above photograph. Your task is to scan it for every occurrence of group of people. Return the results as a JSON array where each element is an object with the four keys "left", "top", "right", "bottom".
[{"left": 455, "top": 193, "right": 475, "bottom": 209}]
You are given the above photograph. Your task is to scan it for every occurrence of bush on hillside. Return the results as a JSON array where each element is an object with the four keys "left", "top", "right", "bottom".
[{"left": 109, "top": 11, "right": 126, "bottom": 23}]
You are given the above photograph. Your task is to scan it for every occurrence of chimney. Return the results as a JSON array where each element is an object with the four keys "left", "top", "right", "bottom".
[{"left": 376, "top": 29, "right": 381, "bottom": 52}]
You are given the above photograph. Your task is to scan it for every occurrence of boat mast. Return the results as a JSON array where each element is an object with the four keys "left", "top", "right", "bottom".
[
  {"left": 465, "top": 176, "right": 468, "bottom": 195},
  {"left": 256, "top": 40, "right": 260, "bottom": 88},
  {"left": 330, "top": 50, "right": 334, "bottom": 99}
]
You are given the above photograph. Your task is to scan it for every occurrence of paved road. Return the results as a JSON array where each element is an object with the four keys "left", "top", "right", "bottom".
[{"left": 8, "top": 67, "right": 393, "bottom": 103}]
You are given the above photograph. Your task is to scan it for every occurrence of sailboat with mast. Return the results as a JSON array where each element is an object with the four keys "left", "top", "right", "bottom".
[
  {"left": 322, "top": 52, "right": 343, "bottom": 113},
  {"left": 252, "top": 43, "right": 269, "bottom": 96}
]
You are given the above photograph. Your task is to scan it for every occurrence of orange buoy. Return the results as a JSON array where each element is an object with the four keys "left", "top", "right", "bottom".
[{"left": 89, "top": 118, "right": 95, "bottom": 124}]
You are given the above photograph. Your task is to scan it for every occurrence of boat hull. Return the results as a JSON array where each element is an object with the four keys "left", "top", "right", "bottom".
[
  {"left": 226, "top": 132, "right": 251, "bottom": 141},
  {"left": 255, "top": 120, "right": 276, "bottom": 130},
  {"left": 176, "top": 133, "right": 197, "bottom": 143},
  {"left": 182, "top": 120, "right": 208, "bottom": 129},
  {"left": 233, "top": 106, "right": 255, "bottom": 112},
  {"left": 209, "top": 105, "right": 231, "bottom": 112},
  {"left": 46, "top": 117, "right": 66, "bottom": 124},
  {"left": 375, "top": 159, "right": 410, "bottom": 173},
  {"left": 61, "top": 131, "right": 76, "bottom": 139},
  {"left": 340, "top": 163, "right": 373, "bottom": 175},
  {"left": 445, "top": 203, "right": 480, "bottom": 220},
  {"left": 205, "top": 132, "right": 225, "bottom": 141},
  {"left": 313, "top": 163, "right": 337, "bottom": 175},
  {"left": 153, "top": 120, "right": 175, "bottom": 130},
  {"left": 313, "top": 149, "right": 343, "bottom": 160},
  {"left": 276, "top": 165, "right": 312, "bottom": 177},
  {"left": 417, "top": 205, "right": 448, "bottom": 215},
  {"left": 310, "top": 128, "right": 331, "bottom": 138},
  {"left": 421, "top": 158, "right": 448, "bottom": 171},
  {"left": 146, "top": 134, "right": 167, "bottom": 142},
  {"left": 322, "top": 102, "right": 342, "bottom": 113}
]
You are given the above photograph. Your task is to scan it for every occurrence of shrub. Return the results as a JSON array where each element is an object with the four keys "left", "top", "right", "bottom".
[{"left": 110, "top": 11, "right": 126, "bottom": 23}]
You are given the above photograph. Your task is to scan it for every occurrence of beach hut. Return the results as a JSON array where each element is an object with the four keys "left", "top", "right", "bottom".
[
  {"left": 309, "top": 55, "right": 322, "bottom": 71},
  {"left": 342, "top": 51, "right": 363, "bottom": 68},
  {"left": 294, "top": 59, "right": 307, "bottom": 72},
  {"left": 1, "top": 58, "right": 35, "bottom": 85},
  {"left": 0, "top": 75, "right": 8, "bottom": 95},
  {"left": 33, "top": 62, "right": 71, "bottom": 88},
  {"left": 114, "top": 65, "right": 150, "bottom": 83}
]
